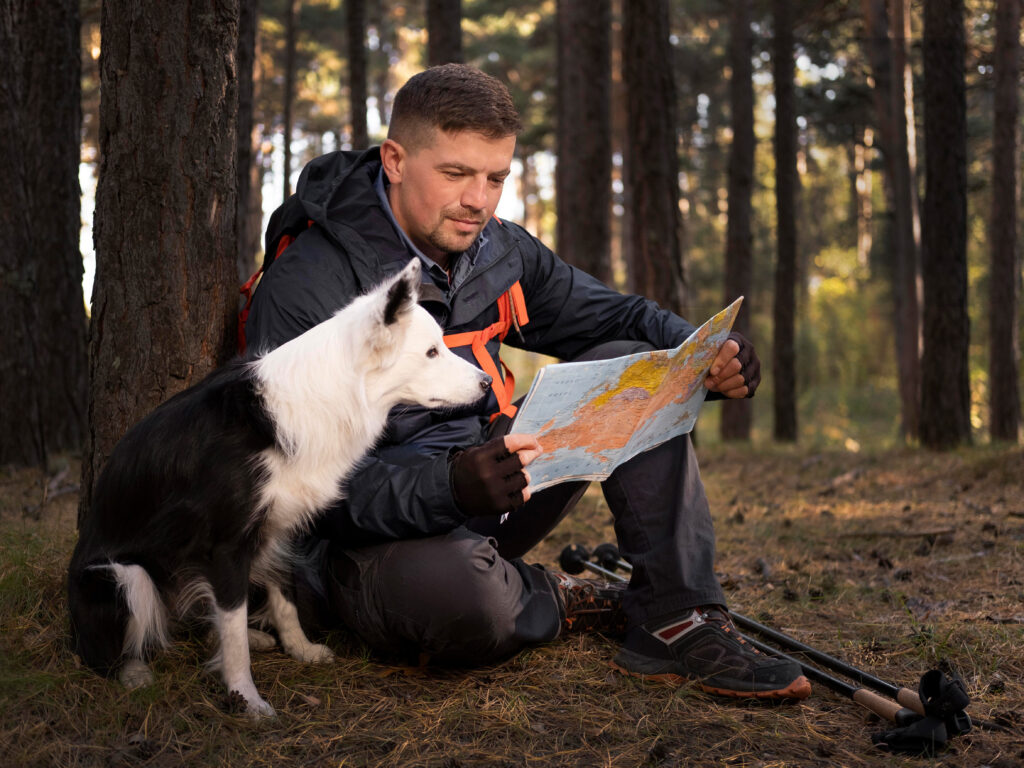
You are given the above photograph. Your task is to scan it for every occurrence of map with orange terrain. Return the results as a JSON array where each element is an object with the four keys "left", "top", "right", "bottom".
[{"left": 510, "top": 299, "right": 742, "bottom": 491}]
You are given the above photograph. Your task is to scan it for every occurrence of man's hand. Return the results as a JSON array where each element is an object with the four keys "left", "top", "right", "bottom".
[
  {"left": 450, "top": 434, "right": 543, "bottom": 516},
  {"left": 705, "top": 331, "right": 761, "bottom": 399}
]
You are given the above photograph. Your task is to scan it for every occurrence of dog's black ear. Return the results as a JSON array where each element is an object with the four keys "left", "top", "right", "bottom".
[{"left": 383, "top": 260, "right": 421, "bottom": 326}]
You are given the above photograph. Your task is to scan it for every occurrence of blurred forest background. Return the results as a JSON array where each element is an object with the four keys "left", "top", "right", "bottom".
[{"left": 1, "top": 0, "right": 1021, "bottom": 487}]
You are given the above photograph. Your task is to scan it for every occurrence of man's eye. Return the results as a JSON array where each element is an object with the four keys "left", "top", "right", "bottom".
[{"left": 427, "top": 346, "right": 439, "bottom": 359}]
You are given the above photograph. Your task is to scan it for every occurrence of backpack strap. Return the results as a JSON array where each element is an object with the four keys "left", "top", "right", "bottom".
[
  {"left": 444, "top": 281, "right": 529, "bottom": 422},
  {"left": 237, "top": 220, "right": 313, "bottom": 354}
]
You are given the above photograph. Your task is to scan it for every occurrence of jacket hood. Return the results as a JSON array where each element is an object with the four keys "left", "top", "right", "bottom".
[
  {"left": 288, "top": 147, "right": 410, "bottom": 285},
  {"left": 294, "top": 147, "right": 381, "bottom": 226}
]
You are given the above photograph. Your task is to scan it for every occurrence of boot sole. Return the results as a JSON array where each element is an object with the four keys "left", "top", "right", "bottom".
[{"left": 610, "top": 660, "right": 812, "bottom": 700}]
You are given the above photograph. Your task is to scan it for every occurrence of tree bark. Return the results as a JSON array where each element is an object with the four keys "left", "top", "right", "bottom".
[
  {"left": 622, "top": 0, "right": 686, "bottom": 314},
  {"left": 427, "top": 0, "right": 462, "bottom": 66},
  {"left": 988, "top": 0, "right": 1021, "bottom": 442},
  {"left": 920, "top": 0, "right": 971, "bottom": 449},
  {"left": 348, "top": 0, "right": 369, "bottom": 148},
  {"left": 555, "top": 0, "right": 612, "bottom": 285},
  {"left": 0, "top": 0, "right": 87, "bottom": 467},
  {"left": 861, "top": 0, "right": 922, "bottom": 441},
  {"left": 82, "top": 0, "right": 239, "bottom": 523},
  {"left": 721, "top": 0, "right": 755, "bottom": 441},
  {"left": 890, "top": 0, "right": 922, "bottom": 440},
  {"left": 283, "top": 0, "right": 299, "bottom": 199},
  {"left": 237, "top": 0, "right": 261, "bottom": 284},
  {"left": 772, "top": 0, "right": 798, "bottom": 442}
]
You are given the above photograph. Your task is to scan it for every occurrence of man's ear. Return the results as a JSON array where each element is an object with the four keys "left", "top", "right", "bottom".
[
  {"left": 382, "top": 260, "right": 421, "bottom": 326},
  {"left": 380, "top": 139, "right": 405, "bottom": 184}
]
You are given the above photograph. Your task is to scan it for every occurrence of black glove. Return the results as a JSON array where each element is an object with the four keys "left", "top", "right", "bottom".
[
  {"left": 450, "top": 437, "right": 529, "bottom": 516},
  {"left": 729, "top": 331, "right": 761, "bottom": 398}
]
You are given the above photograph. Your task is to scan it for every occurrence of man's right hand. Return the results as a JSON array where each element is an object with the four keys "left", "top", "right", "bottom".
[{"left": 450, "top": 434, "right": 542, "bottom": 516}]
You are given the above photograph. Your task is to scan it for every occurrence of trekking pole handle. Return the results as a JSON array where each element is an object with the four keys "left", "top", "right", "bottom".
[{"left": 852, "top": 688, "right": 904, "bottom": 722}]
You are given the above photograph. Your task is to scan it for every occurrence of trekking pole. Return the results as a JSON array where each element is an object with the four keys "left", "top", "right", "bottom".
[
  {"left": 559, "top": 544, "right": 622, "bottom": 581},
  {"left": 728, "top": 612, "right": 925, "bottom": 715},
  {"left": 591, "top": 543, "right": 926, "bottom": 715}
]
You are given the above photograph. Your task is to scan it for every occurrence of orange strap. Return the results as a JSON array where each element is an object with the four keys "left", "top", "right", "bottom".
[
  {"left": 444, "top": 281, "right": 529, "bottom": 422},
  {"left": 237, "top": 223, "right": 312, "bottom": 354}
]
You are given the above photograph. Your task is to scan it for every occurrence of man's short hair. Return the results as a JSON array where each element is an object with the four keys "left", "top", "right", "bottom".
[{"left": 388, "top": 63, "right": 522, "bottom": 151}]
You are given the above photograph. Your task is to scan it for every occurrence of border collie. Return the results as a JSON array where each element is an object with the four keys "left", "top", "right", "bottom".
[{"left": 68, "top": 261, "right": 490, "bottom": 717}]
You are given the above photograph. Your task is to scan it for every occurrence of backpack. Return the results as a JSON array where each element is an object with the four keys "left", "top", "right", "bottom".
[{"left": 237, "top": 195, "right": 311, "bottom": 354}]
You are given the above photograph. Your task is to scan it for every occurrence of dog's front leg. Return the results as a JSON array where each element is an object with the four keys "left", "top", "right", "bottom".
[
  {"left": 209, "top": 550, "right": 275, "bottom": 718},
  {"left": 266, "top": 583, "right": 336, "bottom": 663},
  {"left": 214, "top": 600, "right": 275, "bottom": 718}
]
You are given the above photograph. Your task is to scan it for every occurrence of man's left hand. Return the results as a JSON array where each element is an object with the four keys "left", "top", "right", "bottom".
[{"left": 705, "top": 331, "right": 761, "bottom": 399}]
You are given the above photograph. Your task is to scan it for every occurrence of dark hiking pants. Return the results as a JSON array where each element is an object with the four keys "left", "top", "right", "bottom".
[{"left": 297, "top": 340, "right": 726, "bottom": 665}]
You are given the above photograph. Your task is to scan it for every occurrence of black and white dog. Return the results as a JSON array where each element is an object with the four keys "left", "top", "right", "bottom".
[{"left": 68, "top": 261, "right": 490, "bottom": 717}]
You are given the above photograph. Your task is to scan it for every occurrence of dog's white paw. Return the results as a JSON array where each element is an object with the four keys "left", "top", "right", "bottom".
[
  {"left": 227, "top": 688, "right": 276, "bottom": 719},
  {"left": 247, "top": 696, "right": 276, "bottom": 719},
  {"left": 247, "top": 628, "right": 277, "bottom": 651},
  {"left": 118, "top": 659, "right": 154, "bottom": 689},
  {"left": 290, "top": 642, "right": 335, "bottom": 664}
]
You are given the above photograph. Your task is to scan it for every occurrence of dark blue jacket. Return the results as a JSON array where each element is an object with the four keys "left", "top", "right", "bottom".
[{"left": 246, "top": 147, "right": 697, "bottom": 544}]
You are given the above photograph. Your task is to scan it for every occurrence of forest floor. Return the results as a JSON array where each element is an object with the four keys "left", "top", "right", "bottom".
[{"left": 2, "top": 443, "right": 1023, "bottom": 767}]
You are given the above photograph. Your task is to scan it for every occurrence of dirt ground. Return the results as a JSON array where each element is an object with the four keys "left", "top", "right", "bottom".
[{"left": 1, "top": 443, "right": 1022, "bottom": 767}]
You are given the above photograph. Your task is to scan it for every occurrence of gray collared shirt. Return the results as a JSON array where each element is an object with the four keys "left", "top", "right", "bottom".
[{"left": 374, "top": 168, "right": 485, "bottom": 295}]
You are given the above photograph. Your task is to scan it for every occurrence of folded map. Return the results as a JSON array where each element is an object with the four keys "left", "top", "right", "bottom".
[{"left": 510, "top": 297, "right": 742, "bottom": 491}]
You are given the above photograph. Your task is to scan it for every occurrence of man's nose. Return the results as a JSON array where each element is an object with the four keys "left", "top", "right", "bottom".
[{"left": 461, "top": 178, "right": 488, "bottom": 210}]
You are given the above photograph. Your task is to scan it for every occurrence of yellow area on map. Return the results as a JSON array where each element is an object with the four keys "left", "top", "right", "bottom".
[{"left": 588, "top": 354, "right": 671, "bottom": 410}]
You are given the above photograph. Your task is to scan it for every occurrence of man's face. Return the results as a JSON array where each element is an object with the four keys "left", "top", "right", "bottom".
[{"left": 381, "top": 129, "right": 516, "bottom": 267}]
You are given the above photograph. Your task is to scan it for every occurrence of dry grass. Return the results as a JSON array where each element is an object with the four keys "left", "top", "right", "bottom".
[{"left": 2, "top": 444, "right": 1023, "bottom": 767}]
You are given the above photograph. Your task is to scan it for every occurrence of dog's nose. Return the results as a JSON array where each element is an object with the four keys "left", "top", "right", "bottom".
[{"left": 480, "top": 375, "right": 492, "bottom": 391}]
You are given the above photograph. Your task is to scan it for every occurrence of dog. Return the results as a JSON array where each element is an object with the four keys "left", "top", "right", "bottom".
[{"left": 68, "top": 260, "right": 490, "bottom": 717}]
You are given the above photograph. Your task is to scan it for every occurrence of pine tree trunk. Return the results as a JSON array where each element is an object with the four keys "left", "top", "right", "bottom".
[
  {"left": 862, "top": 0, "right": 922, "bottom": 441},
  {"left": 0, "top": 0, "right": 87, "bottom": 467},
  {"left": 721, "top": 0, "right": 755, "bottom": 441},
  {"left": 772, "top": 0, "right": 798, "bottom": 442},
  {"left": 283, "top": 0, "right": 299, "bottom": 199},
  {"left": 82, "top": 0, "right": 239, "bottom": 524},
  {"left": 890, "top": 0, "right": 922, "bottom": 440},
  {"left": 622, "top": 0, "right": 686, "bottom": 314},
  {"left": 427, "top": 0, "right": 462, "bottom": 66},
  {"left": 920, "top": 0, "right": 971, "bottom": 449},
  {"left": 348, "top": 0, "right": 369, "bottom": 148},
  {"left": 555, "top": 0, "right": 612, "bottom": 285},
  {"left": 237, "top": 0, "right": 261, "bottom": 283},
  {"left": 988, "top": 0, "right": 1021, "bottom": 442}
]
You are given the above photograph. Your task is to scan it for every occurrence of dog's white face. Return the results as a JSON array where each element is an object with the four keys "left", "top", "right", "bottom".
[{"left": 366, "top": 261, "right": 491, "bottom": 410}]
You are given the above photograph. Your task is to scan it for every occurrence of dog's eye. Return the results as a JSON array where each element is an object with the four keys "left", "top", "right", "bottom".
[{"left": 426, "top": 346, "right": 439, "bottom": 359}]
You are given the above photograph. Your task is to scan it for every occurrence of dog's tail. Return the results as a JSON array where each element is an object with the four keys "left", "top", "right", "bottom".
[{"left": 68, "top": 562, "right": 170, "bottom": 675}]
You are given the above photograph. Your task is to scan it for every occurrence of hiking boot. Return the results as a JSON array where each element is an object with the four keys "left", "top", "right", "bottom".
[
  {"left": 611, "top": 606, "right": 811, "bottom": 700},
  {"left": 551, "top": 571, "right": 628, "bottom": 636}
]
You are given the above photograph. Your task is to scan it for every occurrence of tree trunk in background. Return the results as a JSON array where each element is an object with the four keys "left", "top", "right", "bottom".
[
  {"left": 555, "top": 0, "right": 612, "bottom": 285},
  {"left": 427, "top": 0, "right": 462, "bottom": 66},
  {"left": 721, "top": 0, "right": 754, "bottom": 441},
  {"left": 82, "top": 0, "right": 239, "bottom": 524},
  {"left": 861, "top": 0, "right": 922, "bottom": 441},
  {"left": 772, "top": 0, "right": 798, "bottom": 442},
  {"left": 920, "top": 0, "right": 970, "bottom": 450},
  {"left": 622, "top": 0, "right": 686, "bottom": 314},
  {"left": 348, "top": 0, "right": 369, "bottom": 148},
  {"left": 890, "top": 0, "right": 922, "bottom": 440},
  {"left": 237, "top": 0, "right": 261, "bottom": 283},
  {"left": 283, "top": 0, "right": 299, "bottom": 198},
  {"left": 0, "top": 0, "right": 87, "bottom": 467},
  {"left": 988, "top": 0, "right": 1021, "bottom": 442}
]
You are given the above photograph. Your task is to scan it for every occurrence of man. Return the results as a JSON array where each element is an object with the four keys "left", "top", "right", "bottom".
[{"left": 246, "top": 64, "right": 810, "bottom": 700}]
